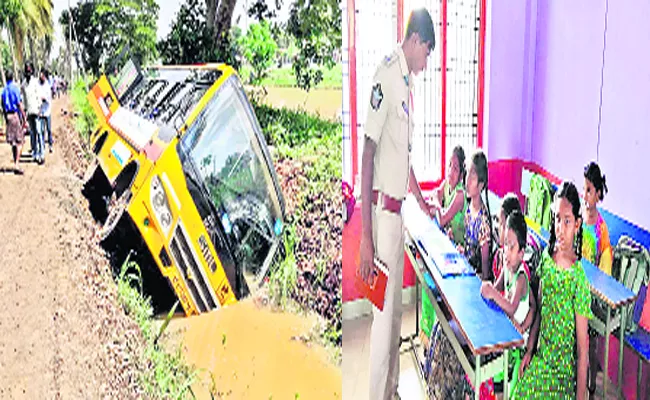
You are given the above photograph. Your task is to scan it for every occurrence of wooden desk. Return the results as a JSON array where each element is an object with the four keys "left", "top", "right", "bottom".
[{"left": 403, "top": 196, "right": 524, "bottom": 400}]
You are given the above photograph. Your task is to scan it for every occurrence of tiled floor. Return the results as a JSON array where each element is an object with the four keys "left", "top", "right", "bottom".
[
  {"left": 343, "top": 302, "right": 623, "bottom": 400},
  {"left": 343, "top": 303, "right": 427, "bottom": 400}
]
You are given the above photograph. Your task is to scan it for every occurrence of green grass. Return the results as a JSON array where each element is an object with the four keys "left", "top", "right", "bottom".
[
  {"left": 254, "top": 99, "right": 341, "bottom": 208},
  {"left": 240, "top": 65, "right": 342, "bottom": 89},
  {"left": 117, "top": 254, "right": 198, "bottom": 399},
  {"left": 70, "top": 76, "right": 98, "bottom": 144},
  {"left": 257, "top": 103, "right": 341, "bottom": 353},
  {"left": 256, "top": 101, "right": 341, "bottom": 196},
  {"left": 268, "top": 225, "right": 298, "bottom": 309},
  {"left": 260, "top": 67, "right": 295, "bottom": 88},
  {"left": 319, "top": 64, "right": 342, "bottom": 89},
  {"left": 278, "top": 129, "right": 341, "bottom": 195},
  {"left": 254, "top": 101, "right": 340, "bottom": 149}
]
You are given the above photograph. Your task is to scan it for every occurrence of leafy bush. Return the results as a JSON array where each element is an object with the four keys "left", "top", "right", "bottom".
[
  {"left": 257, "top": 104, "right": 342, "bottom": 348},
  {"left": 239, "top": 21, "right": 278, "bottom": 85},
  {"left": 268, "top": 225, "right": 298, "bottom": 308},
  {"left": 70, "top": 76, "right": 98, "bottom": 143},
  {"left": 157, "top": 0, "right": 241, "bottom": 68},
  {"left": 242, "top": 65, "right": 342, "bottom": 89},
  {"left": 253, "top": 101, "right": 339, "bottom": 148}
]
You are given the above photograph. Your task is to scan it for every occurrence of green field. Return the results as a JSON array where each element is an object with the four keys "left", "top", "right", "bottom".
[
  {"left": 240, "top": 65, "right": 342, "bottom": 89},
  {"left": 250, "top": 86, "right": 342, "bottom": 122}
]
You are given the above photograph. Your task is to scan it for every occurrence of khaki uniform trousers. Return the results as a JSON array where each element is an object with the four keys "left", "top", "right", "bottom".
[{"left": 369, "top": 204, "right": 404, "bottom": 400}]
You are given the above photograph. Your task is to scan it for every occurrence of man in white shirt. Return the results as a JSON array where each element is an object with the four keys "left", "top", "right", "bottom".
[
  {"left": 23, "top": 63, "right": 44, "bottom": 164},
  {"left": 39, "top": 69, "right": 53, "bottom": 154}
]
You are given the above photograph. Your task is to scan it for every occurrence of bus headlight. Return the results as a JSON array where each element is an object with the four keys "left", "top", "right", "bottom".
[{"left": 150, "top": 175, "right": 173, "bottom": 236}]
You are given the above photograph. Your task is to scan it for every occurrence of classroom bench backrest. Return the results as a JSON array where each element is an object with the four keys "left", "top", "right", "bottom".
[
  {"left": 613, "top": 235, "right": 650, "bottom": 333},
  {"left": 600, "top": 207, "right": 650, "bottom": 251},
  {"left": 525, "top": 174, "right": 555, "bottom": 233}
]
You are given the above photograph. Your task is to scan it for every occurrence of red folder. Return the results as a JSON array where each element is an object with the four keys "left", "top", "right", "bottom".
[{"left": 355, "top": 257, "right": 390, "bottom": 311}]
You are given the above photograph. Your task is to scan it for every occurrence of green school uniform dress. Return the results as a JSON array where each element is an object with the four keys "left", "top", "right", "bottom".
[
  {"left": 512, "top": 250, "right": 593, "bottom": 399},
  {"left": 445, "top": 180, "right": 467, "bottom": 246}
]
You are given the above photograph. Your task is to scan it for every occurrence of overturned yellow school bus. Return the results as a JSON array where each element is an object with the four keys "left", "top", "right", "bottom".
[{"left": 82, "top": 60, "right": 286, "bottom": 315}]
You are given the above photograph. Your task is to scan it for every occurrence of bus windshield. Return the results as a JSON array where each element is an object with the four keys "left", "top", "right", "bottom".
[{"left": 179, "top": 75, "right": 284, "bottom": 286}]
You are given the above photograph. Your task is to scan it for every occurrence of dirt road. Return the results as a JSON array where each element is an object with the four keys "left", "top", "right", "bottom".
[
  {"left": 0, "top": 95, "right": 342, "bottom": 399},
  {"left": 0, "top": 97, "right": 142, "bottom": 399}
]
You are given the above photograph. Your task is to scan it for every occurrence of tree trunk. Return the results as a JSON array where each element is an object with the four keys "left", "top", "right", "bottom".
[
  {"left": 213, "top": 0, "right": 238, "bottom": 46},
  {"left": 0, "top": 38, "right": 6, "bottom": 87},
  {"left": 9, "top": 35, "right": 19, "bottom": 82},
  {"left": 206, "top": 0, "right": 217, "bottom": 30},
  {"left": 6, "top": 21, "right": 19, "bottom": 81},
  {"left": 0, "top": 54, "right": 5, "bottom": 87},
  {"left": 28, "top": 37, "right": 37, "bottom": 72}
]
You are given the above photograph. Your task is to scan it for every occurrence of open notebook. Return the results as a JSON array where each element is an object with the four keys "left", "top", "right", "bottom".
[
  {"left": 417, "top": 225, "right": 475, "bottom": 278},
  {"left": 403, "top": 195, "right": 475, "bottom": 277}
]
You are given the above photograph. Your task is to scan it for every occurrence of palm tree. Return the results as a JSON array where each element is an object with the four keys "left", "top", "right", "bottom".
[
  {"left": 0, "top": 40, "right": 6, "bottom": 86},
  {"left": 6, "top": 0, "right": 53, "bottom": 78},
  {"left": 0, "top": 0, "right": 21, "bottom": 85}
]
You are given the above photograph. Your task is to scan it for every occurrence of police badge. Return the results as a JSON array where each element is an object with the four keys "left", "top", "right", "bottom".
[{"left": 370, "top": 83, "right": 383, "bottom": 111}]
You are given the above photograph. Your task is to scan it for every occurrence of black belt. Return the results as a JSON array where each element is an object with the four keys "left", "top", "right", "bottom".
[
  {"left": 371, "top": 190, "right": 403, "bottom": 214},
  {"left": 4, "top": 110, "right": 17, "bottom": 114}
]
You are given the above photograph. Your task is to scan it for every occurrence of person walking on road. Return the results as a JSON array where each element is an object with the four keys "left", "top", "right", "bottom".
[
  {"left": 39, "top": 69, "right": 53, "bottom": 154},
  {"left": 1, "top": 70, "right": 28, "bottom": 174},
  {"left": 23, "top": 63, "right": 45, "bottom": 164}
]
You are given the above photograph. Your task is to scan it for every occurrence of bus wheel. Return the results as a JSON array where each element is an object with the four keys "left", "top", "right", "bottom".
[
  {"left": 99, "top": 190, "right": 129, "bottom": 243},
  {"left": 83, "top": 160, "right": 113, "bottom": 224},
  {"left": 82, "top": 159, "right": 98, "bottom": 188}
]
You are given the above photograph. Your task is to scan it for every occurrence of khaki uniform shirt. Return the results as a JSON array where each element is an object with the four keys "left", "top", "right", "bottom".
[{"left": 365, "top": 46, "right": 415, "bottom": 201}]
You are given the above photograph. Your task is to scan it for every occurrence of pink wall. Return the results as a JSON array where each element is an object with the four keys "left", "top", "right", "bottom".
[
  {"left": 595, "top": 0, "right": 650, "bottom": 231},
  {"left": 485, "top": 0, "right": 530, "bottom": 161},
  {"left": 486, "top": 0, "right": 650, "bottom": 231},
  {"left": 530, "top": 0, "right": 650, "bottom": 230}
]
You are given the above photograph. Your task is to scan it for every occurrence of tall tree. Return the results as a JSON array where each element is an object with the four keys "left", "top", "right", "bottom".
[
  {"left": 287, "top": 0, "right": 340, "bottom": 91},
  {"left": 0, "top": 41, "right": 9, "bottom": 86},
  {"left": 158, "top": 0, "right": 215, "bottom": 65},
  {"left": 239, "top": 21, "right": 277, "bottom": 84},
  {"left": 60, "top": 0, "right": 159, "bottom": 76},
  {"left": 160, "top": 0, "right": 239, "bottom": 67},
  {"left": 60, "top": 3, "right": 105, "bottom": 76},
  {"left": 96, "top": 0, "right": 159, "bottom": 68},
  {"left": 238, "top": 0, "right": 341, "bottom": 91},
  {"left": 7, "top": 0, "right": 54, "bottom": 75},
  {"left": 0, "top": 0, "right": 22, "bottom": 81},
  {"left": 0, "top": 0, "right": 21, "bottom": 84},
  {"left": 206, "top": 0, "right": 238, "bottom": 61}
]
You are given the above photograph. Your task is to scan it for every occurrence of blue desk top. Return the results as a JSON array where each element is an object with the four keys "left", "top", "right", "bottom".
[
  {"left": 403, "top": 196, "right": 524, "bottom": 355},
  {"left": 625, "top": 329, "right": 650, "bottom": 362},
  {"left": 582, "top": 260, "right": 636, "bottom": 308},
  {"left": 526, "top": 223, "right": 636, "bottom": 309}
]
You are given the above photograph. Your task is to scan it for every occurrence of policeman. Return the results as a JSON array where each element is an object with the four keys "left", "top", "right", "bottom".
[
  {"left": 1, "top": 70, "right": 27, "bottom": 174},
  {"left": 358, "top": 8, "right": 435, "bottom": 400}
]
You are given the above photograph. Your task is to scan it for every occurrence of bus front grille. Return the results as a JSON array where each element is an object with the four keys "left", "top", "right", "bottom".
[{"left": 169, "top": 224, "right": 218, "bottom": 313}]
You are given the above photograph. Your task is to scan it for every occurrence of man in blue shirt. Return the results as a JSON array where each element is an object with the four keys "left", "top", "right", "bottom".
[{"left": 1, "top": 70, "right": 27, "bottom": 174}]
